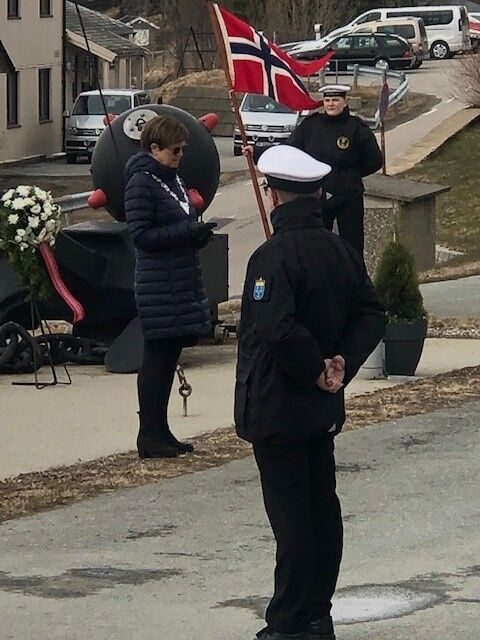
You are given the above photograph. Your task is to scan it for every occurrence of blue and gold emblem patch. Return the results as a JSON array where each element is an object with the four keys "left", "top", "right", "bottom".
[{"left": 253, "top": 277, "right": 266, "bottom": 301}]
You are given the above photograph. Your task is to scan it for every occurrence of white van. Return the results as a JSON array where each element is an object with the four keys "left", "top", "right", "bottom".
[
  {"left": 329, "top": 5, "right": 471, "bottom": 59},
  {"left": 64, "top": 89, "right": 151, "bottom": 163},
  {"left": 350, "top": 17, "right": 429, "bottom": 67}
]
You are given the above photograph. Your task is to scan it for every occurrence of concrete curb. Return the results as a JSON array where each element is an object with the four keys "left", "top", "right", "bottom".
[{"left": 388, "top": 106, "right": 480, "bottom": 175}]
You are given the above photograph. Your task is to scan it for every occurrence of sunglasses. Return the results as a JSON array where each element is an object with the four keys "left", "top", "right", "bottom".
[{"left": 170, "top": 143, "right": 188, "bottom": 156}]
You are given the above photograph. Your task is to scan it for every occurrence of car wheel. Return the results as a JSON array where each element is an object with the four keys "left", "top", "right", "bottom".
[
  {"left": 233, "top": 145, "right": 242, "bottom": 157},
  {"left": 412, "top": 59, "right": 423, "bottom": 69},
  {"left": 430, "top": 41, "right": 450, "bottom": 60},
  {"left": 66, "top": 153, "right": 77, "bottom": 165},
  {"left": 375, "top": 58, "right": 390, "bottom": 70}
]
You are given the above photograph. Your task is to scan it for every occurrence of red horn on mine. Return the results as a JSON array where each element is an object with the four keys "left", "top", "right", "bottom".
[
  {"left": 88, "top": 189, "right": 108, "bottom": 209},
  {"left": 199, "top": 113, "right": 218, "bottom": 133},
  {"left": 187, "top": 188, "right": 204, "bottom": 211}
]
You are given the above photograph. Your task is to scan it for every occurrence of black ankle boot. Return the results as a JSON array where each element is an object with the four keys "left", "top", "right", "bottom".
[
  {"left": 166, "top": 430, "right": 194, "bottom": 453},
  {"left": 308, "top": 616, "right": 335, "bottom": 640},
  {"left": 136, "top": 433, "right": 179, "bottom": 459},
  {"left": 136, "top": 413, "right": 179, "bottom": 459}
]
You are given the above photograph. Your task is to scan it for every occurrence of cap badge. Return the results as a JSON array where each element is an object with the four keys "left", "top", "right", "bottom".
[
  {"left": 253, "top": 277, "right": 266, "bottom": 301},
  {"left": 337, "top": 136, "right": 350, "bottom": 150}
]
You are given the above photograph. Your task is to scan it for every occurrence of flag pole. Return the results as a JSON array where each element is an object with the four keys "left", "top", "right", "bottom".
[{"left": 206, "top": 0, "right": 271, "bottom": 239}]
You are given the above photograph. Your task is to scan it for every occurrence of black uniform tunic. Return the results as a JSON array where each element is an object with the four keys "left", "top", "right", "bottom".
[
  {"left": 235, "top": 197, "right": 386, "bottom": 635},
  {"left": 287, "top": 107, "right": 383, "bottom": 255}
]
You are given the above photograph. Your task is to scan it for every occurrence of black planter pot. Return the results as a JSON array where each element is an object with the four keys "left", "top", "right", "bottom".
[{"left": 384, "top": 318, "right": 428, "bottom": 377}]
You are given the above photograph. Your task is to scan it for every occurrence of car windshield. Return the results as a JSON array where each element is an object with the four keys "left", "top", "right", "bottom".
[
  {"left": 242, "top": 94, "right": 294, "bottom": 114},
  {"left": 72, "top": 94, "right": 132, "bottom": 116}
]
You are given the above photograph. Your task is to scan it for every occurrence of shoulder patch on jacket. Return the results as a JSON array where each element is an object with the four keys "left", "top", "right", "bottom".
[{"left": 251, "top": 276, "right": 271, "bottom": 302}]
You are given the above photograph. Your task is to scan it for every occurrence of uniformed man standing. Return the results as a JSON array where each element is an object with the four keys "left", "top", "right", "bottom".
[
  {"left": 287, "top": 85, "right": 383, "bottom": 256},
  {"left": 235, "top": 145, "right": 386, "bottom": 640}
]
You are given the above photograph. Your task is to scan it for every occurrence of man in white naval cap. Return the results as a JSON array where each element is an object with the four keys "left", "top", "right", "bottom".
[
  {"left": 234, "top": 145, "right": 386, "bottom": 640},
  {"left": 286, "top": 84, "right": 383, "bottom": 256}
]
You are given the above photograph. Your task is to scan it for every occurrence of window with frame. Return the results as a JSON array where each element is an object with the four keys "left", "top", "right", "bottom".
[
  {"left": 7, "top": 71, "right": 19, "bottom": 127},
  {"left": 7, "top": 0, "right": 20, "bottom": 18},
  {"left": 354, "top": 35, "right": 377, "bottom": 49},
  {"left": 378, "top": 24, "right": 415, "bottom": 39},
  {"left": 356, "top": 12, "right": 381, "bottom": 25},
  {"left": 40, "top": 0, "right": 52, "bottom": 17},
  {"left": 38, "top": 68, "right": 51, "bottom": 122},
  {"left": 333, "top": 37, "right": 353, "bottom": 50},
  {"left": 386, "top": 10, "right": 453, "bottom": 26}
]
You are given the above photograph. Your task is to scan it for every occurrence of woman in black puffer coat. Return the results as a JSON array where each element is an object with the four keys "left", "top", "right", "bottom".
[{"left": 124, "top": 116, "right": 216, "bottom": 459}]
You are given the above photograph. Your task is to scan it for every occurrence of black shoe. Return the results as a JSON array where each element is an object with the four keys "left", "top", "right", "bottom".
[
  {"left": 308, "top": 616, "right": 335, "bottom": 640},
  {"left": 136, "top": 434, "right": 179, "bottom": 459},
  {"left": 166, "top": 430, "right": 194, "bottom": 454},
  {"left": 254, "top": 627, "right": 308, "bottom": 640}
]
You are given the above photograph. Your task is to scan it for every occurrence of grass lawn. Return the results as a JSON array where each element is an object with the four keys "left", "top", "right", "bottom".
[{"left": 403, "top": 119, "right": 480, "bottom": 253}]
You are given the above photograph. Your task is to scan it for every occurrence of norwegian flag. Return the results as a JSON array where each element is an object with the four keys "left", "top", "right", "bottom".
[{"left": 213, "top": 4, "right": 333, "bottom": 111}]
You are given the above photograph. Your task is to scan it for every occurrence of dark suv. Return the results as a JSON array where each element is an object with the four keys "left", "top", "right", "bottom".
[{"left": 292, "top": 32, "right": 415, "bottom": 70}]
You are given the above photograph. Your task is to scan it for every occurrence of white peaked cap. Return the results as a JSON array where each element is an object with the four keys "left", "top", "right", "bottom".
[
  {"left": 258, "top": 145, "right": 331, "bottom": 194},
  {"left": 320, "top": 84, "right": 351, "bottom": 95}
]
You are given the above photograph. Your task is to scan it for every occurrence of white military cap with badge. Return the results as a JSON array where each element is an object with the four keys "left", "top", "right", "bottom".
[
  {"left": 320, "top": 84, "right": 351, "bottom": 97},
  {"left": 257, "top": 144, "right": 331, "bottom": 194}
]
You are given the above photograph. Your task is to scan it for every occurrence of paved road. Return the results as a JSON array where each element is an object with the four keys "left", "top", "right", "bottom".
[
  {"left": 1, "top": 401, "right": 479, "bottom": 639},
  {"left": 421, "top": 276, "right": 480, "bottom": 319}
]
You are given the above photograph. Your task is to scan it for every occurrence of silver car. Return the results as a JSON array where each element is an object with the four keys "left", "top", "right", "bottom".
[
  {"left": 234, "top": 94, "right": 302, "bottom": 160},
  {"left": 64, "top": 89, "right": 151, "bottom": 164}
]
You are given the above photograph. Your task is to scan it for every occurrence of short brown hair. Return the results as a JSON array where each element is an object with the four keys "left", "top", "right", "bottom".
[{"left": 140, "top": 115, "right": 188, "bottom": 151}]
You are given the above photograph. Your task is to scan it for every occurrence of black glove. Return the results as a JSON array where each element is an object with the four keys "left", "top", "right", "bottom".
[{"left": 189, "top": 221, "right": 217, "bottom": 248}]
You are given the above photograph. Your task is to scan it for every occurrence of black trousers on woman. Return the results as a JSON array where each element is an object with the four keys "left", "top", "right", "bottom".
[
  {"left": 137, "top": 337, "right": 195, "bottom": 437},
  {"left": 253, "top": 436, "right": 343, "bottom": 634}
]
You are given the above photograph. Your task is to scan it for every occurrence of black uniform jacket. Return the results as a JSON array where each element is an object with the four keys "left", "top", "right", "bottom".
[
  {"left": 234, "top": 197, "right": 386, "bottom": 445},
  {"left": 287, "top": 108, "right": 383, "bottom": 208}
]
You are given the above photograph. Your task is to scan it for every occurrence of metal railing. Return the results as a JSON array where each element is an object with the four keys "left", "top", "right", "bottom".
[
  {"left": 54, "top": 192, "right": 91, "bottom": 225},
  {"left": 346, "top": 64, "right": 410, "bottom": 129}
]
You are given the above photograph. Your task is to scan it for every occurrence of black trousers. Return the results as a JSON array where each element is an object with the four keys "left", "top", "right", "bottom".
[
  {"left": 322, "top": 194, "right": 365, "bottom": 256},
  {"left": 137, "top": 338, "right": 189, "bottom": 434},
  {"left": 253, "top": 436, "right": 343, "bottom": 634}
]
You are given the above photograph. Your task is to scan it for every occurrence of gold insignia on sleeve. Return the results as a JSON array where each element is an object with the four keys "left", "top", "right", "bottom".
[{"left": 337, "top": 136, "right": 350, "bottom": 150}]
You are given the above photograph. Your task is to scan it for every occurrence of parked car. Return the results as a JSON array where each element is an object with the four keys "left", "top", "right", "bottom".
[
  {"left": 233, "top": 94, "right": 302, "bottom": 159},
  {"left": 64, "top": 89, "right": 151, "bottom": 164},
  {"left": 327, "top": 5, "right": 471, "bottom": 60},
  {"left": 350, "top": 17, "right": 429, "bottom": 68},
  {"left": 292, "top": 32, "right": 416, "bottom": 71}
]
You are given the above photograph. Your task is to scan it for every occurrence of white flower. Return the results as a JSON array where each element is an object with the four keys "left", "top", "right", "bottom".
[
  {"left": 19, "top": 242, "right": 29, "bottom": 252},
  {"left": 37, "top": 228, "right": 47, "bottom": 241},
  {"left": 1, "top": 189, "right": 15, "bottom": 201},
  {"left": 28, "top": 216, "right": 40, "bottom": 229},
  {"left": 4, "top": 200, "right": 12, "bottom": 207},
  {"left": 31, "top": 204, "right": 41, "bottom": 214},
  {"left": 49, "top": 239, "right": 55, "bottom": 246},
  {"left": 24, "top": 226, "right": 32, "bottom": 236},
  {"left": 7, "top": 214, "right": 19, "bottom": 225},
  {"left": 40, "top": 211, "right": 50, "bottom": 221},
  {"left": 23, "top": 197, "right": 35, "bottom": 208},
  {"left": 16, "top": 186, "right": 31, "bottom": 197},
  {"left": 45, "top": 219, "right": 57, "bottom": 232},
  {"left": 16, "top": 228, "right": 26, "bottom": 237},
  {"left": 43, "top": 202, "right": 52, "bottom": 214},
  {"left": 34, "top": 187, "right": 47, "bottom": 200},
  {"left": 14, "top": 235, "right": 22, "bottom": 243},
  {"left": 11, "top": 198, "right": 27, "bottom": 210}
]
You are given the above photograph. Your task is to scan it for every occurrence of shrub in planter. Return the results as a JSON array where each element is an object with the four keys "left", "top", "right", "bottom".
[{"left": 374, "top": 241, "right": 427, "bottom": 376}]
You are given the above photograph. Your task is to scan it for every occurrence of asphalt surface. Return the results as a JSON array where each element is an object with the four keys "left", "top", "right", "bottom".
[
  {"left": 420, "top": 276, "right": 480, "bottom": 319},
  {"left": 1, "top": 401, "right": 479, "bottom": 639}
]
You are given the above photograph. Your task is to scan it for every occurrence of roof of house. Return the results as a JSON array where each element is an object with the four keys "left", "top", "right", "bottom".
[
  {"left": 123, "top": 16, "right": 162, "bottom": 30},
  {"left": 66, "top": 1, "right": 147, "bottom": 58},
  {"left": 118, "top": 15, "right": 137, "bottom": 24}
]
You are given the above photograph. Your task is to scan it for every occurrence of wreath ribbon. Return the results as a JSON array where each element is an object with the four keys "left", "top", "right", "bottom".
[{"left": 38, "top": 243, "right": 85, "bottom": 324}]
